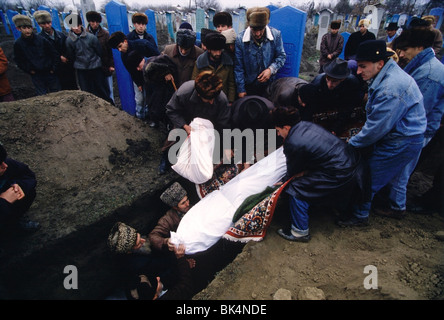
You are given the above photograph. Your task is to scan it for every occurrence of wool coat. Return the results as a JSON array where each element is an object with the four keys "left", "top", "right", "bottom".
[
  {"left": 191, "top": 50, "right": 236, "bottom": 103},
  {"left": 165, "top": 79, "right": 230, "bottom": 133},
  {"left": 163, "top": 44, "right": 204, "bottom": 88},
  {"left": 13, "top": 33, "right": 60, "bottom": 74}
]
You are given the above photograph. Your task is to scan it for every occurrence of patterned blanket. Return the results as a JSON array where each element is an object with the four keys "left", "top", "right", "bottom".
[
  {"left": 195, "top": 163, "right": 240, "bottom": 199},
  {"left": 223, "top": 179, "right": 292, "bottom": 243}
]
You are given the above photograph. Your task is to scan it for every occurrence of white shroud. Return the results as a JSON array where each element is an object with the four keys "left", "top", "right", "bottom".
[{"left": 170, "top": 147, "right": 287, "bottom": 254}]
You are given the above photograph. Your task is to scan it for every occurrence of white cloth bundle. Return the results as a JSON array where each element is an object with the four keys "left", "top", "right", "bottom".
[
  {"left": 171, "top": 118, "right": 215, "bottom": 184},
  {"left": 170, "top": 147, "right": 287, "bottom": 254}
]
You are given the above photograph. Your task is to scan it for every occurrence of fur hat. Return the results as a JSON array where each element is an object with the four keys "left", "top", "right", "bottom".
[
  {"left": 422, "top": 15, "right": 436, "bottom": 24},
  {"left": 12, "top": 14, "right": 32, "bottom": 28},
  {"left": 107, "top": 222, "right": 138, "bottom": 254},
  {"left": 33, "top": 10, "right": 52, "bottom": 24},
  {"left": 86, "top": 11, "right": 102, "bottom": 23},
  {"left": 221, "top": 28, "right": 236, "bottom": 44},
  {"left": 392, "top": 28, "right": 435, "bottom": 50},
  {"left": 0, "top": 144, "right": 6, "bottom": 163},
  {"left": 213, "top": 12, "right": 232, "bottom": 27},
  {"left": 132, "top": 12, "right": 148, "bottom": 25},
  {"left": 176, "top": 29, "right": 196, "bottom": 49},
  {"left": 194, "top": 71, "right": 223, "bottom": 100},
  {"left": 247, "top": 7, "right": 270, "bottom": 28},
  {"left": 356, "top": 39, "right": 394, "bottom": 62},
  {"left": 203, "top": 32, "right": 226, "bottom": 50},
  {"left": 358, "top": 19, "right": 370, "bottom": 28},
  {"left": 330, "top": 20, "right": 341, "bottom": 29},
  {"left": 160, "top": 182, "right": 187, "bottom": 208},
  {"left": 108, "top": 31, "right": 126, "bottom": 48}
]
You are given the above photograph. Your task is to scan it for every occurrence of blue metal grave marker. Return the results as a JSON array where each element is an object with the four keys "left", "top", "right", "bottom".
[
  {"left": 105, "top": 0, "right": 136, "bottom": 116},
  {"left": 339, "top": 32, "right": 350, "bottom": 59},
  {"left": 430, "top": 7, "right": 444, "bottom": 30},
  {"left": 6, "top": 10, "right": 21, "bottom": 40},
  {"left": 0, "top": 10, "right": 10, "bottom": 34},
  {"left": 269, "top": 6, "right": 306, "bottom": 78},
  {"left": 145, "top": 9, "right": 158, "bottom": 45}
]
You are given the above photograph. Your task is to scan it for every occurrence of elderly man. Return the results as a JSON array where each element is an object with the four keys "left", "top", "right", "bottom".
[
  {"left": 344, "top": 19, "right": 376, "bottom": 61},
  {"left": 163, "top": 28, "right": 204, "bottom": 89},
  {"left": 234, "top": 7, "right": 286, "bottom": 98},
  {"left": 338, "top": 40, "right": 427, "bottom": 226}
]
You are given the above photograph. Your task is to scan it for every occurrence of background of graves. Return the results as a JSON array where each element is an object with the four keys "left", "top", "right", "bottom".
[{"left": 1, "top": 0, "right": 443, "bottom": 116}]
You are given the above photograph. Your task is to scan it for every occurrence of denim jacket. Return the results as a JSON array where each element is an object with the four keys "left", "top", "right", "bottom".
[
  {"left": 234, "top": 26, "right": 286, "bottom": 94},
  {"left": 404, "top": 47, "right": 444, "bottom": 139},
  {"left": 349, "top": 59, "right": 426, "bottom": 148}
]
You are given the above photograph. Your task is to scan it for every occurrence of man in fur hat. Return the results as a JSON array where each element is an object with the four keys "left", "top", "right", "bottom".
[
  {"left": 65, "top": 14, "right": 113, "bottom": 104},
  {"left": 213, "top": 11, "right": 233, "bottom": 32},
  {"left": 234, "top": 7, "right": 286, "bottom": 98},
  {"left": 344, "top": 19, "right": 376, "bottom": 61},
  {"left": 319, "top": 20, "right": 344, "bottom": 72},
  {"left": 86, "top": 11, "right": 115, "bottom": 104},
  {"left": 420, "top": 15, "right": 442, "bottom": 54},
  {"left": 149, "top": 182, "right": 192, "bottom": 255},
  {"left": 13, "top": 14, "right": 61, "bottom": 95},
  {"left": 192, "top": 32, "right": 236, "bottom": 103},
  {"left": 162, "top": 28, "right": 204, "bottom": 89},
  {"left": 34, "top": 10, "right": 77, "bottom": 90},
  {"left": 337, "top": 40, "right": 426, "bottom": 226}
]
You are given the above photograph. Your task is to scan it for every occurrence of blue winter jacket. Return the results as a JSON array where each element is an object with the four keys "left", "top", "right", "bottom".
[
  {"left": 403, "top": 47, "right": 444, "bottom": 140},
  {"left": 234, "top": 26, "right": 286, "bottom": 94},
  {"left": 349, "top": 58, "right": 426, "bottom": 148}
]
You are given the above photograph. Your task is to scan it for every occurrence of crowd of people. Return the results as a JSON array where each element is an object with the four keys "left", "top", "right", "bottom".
[{"left": 1, "top": 7, "right": 443, "bottom": 300}]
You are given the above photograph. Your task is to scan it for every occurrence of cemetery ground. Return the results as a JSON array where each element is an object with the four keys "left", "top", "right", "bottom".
[{"left": 1, "top": 29, "right": 444, "bottom": 301}]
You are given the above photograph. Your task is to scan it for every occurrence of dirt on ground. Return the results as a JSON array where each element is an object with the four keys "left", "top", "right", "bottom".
[{"left": 0, "top": 26, "right": 443, "bottom": 301}]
